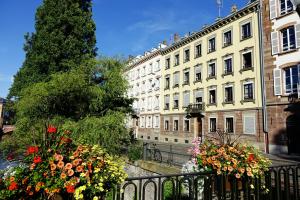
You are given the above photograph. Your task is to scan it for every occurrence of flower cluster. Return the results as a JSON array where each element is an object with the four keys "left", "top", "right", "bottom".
[
  {"left": 191, "top": 137, "right": 271, "bottom": 179},
  {"left": 0, "top": 126, "right": 127, "bottom": 200}
]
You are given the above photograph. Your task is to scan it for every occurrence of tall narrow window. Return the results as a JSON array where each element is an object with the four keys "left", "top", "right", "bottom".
[
  {"left": 281, "top": 26, "right": 296, "bottom": 52},
  {"left": 164, "top": 95, "right": 170, "bottom": 110},
  {"left": 165, "top": 58, "right": 170, "bottom": 69},
  {"left": 165, "top": 76, "right": 170, "bottom": 89},
  {"left": 244, "top": 83, "right": 254, "bottom": 100},
  {"left": 174, "top": 120, "right": 179, "bottom": 131},
  {"left": 173, "top": 94, "right": 179, "bottom": 109},
  {"left": 280, "top": 0, "right": 293, "bottom": 15},
  {"left": 225, "top": 117, "right": 234, "bottom": 133},
  {"left": 184, "top": 119, "right": 190, "bottom": 132},
  {"left": 195, "top": 44, "right": 202, "bottom": 58},
  {"left": 224, "top": 58, "right": 233, "bottom": 74},
  {"left": 174, "top": 72, "right": 179, "bottom": 87},
  {"left": 195, "top": 65, "right": 202, "bottom": 82},
  {"left": 284, "top": 66, "right": 300, "bottom": 94},
  {"left": 164, "top": 120, "right": 169, "bottom": 130},
  {"left": 183, "top": 70, "right": 190, "bottom": 85},
  {"left": 208, "top": 37, "right": 216, "bottom": 53},
  {"left": 208, "top": 62, "right": 216, "bottom": 78},
  {"left": 195, "top": 90, "right": 203, "bottom": 103},
  {"left": 209, "top": 89, "right": 216, "bottom": 104},
  {"left": 184, "top": 49, "right": 190, "bottom": 62},
  {"left": 242, "top": 52, "right": 252, "bottom": 69},
  {"left": 223, "top": 30, "right": 232, "bottom": 47},
  {"left": 183, "top": 91, "right": 190, "bottom": 108},
  {"left": 209, "top": 118, "right": 217, "bottom": 132},
  {"left": 224, "top": 86, "right": 233, "bottom": 103},
  {"left": 241, "top": 22, "right": 251, "bottom": 39},
  {"left": 174, "top": 54, "right": 180, "bottom": 66}
]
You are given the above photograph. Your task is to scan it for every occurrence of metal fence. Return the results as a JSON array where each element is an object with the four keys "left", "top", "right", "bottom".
[{"left": 110, "top": 164, "right": 300, "bottom": 200}]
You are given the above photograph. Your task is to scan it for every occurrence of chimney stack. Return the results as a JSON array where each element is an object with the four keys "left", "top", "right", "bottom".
[
  {"left": 231, "top": 4, "right": 238, "bottom": 13},
  {"left": 174, "top": 33, "right": 180, "bottom": 43}
]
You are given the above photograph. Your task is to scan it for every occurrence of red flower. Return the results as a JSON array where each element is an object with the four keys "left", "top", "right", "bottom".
[
  {"left": 66, "top": 185, "right": 75, "bottom": 193},
  {"left": 248, "top": 153, "right": 255, "bottom": 162},
  {"left": 33, "top": 156, "right": 42, "bottom": 164},
  {"left": 8, "top": 182, "right": 18, "bottom": 191},
  {"left": 26, "top": 146, "right": 38, "bottom": 155},
  {"left": 6, "top": 153, "right": 14, "bottom": 161},
  {"left": 47, "top": 126, "right": 57, "bottom": 133}
]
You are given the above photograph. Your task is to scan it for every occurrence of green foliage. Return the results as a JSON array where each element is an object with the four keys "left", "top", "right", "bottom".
[
  {"left": 9, "top": 0, "right": 96, "bottom": 99},
  {"left": 128, "top": 141, "right": 143, "bottom": 162},
  {"left": 1, "top": 58, "right": 133, "bottom": 155}
]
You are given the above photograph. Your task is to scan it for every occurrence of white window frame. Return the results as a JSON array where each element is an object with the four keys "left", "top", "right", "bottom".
[
  {"left": 283, "top": 65, "right": 300, "bottom": 94},
  {"left": 164, "top": 117, "right": 170, "bottom": 131},
  {"left": 173, "top": 117, "right": 179, "bottom": 131},
  {"left": 209, "top": 117, "right": 217, "bottom": 133},
  {"left": 208, "top": 61, "right": 217, "bottom": 78},
  {"left": 243, "top": 80, "right": 255, "bottom": 100},
  {"left": 194, "top": 64, "right": 202, "bottom": 82},
  {"left": 224, "top": 116, "right": 235, "bottom": 134},
  {"left": 241, "top": 49, "right": 253, "bottom": 70},
  {"left": 224, "top": 84, "right": 234, "bottom": 103},
  {"left": 223, "top": 28, "right": 232, "bottom": 47},
  {"left": 208, "top": 87, "right": 217, "bottom": 104},
  {"left": 240, "top": 18, "right": 252, "bottom": 40},
  {"left": 223, "top": 55, "right": 233, "bottom": 74},
  {"left": 281, "top": 26, "right": 296, "bottom": 52},
  {"left": 183, "top": 118, "right": 190, "bottom": 132}
]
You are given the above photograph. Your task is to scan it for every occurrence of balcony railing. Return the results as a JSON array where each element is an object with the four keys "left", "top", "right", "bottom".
[{"left": 187, "top": 102, "right": 205, "bottom": 113}]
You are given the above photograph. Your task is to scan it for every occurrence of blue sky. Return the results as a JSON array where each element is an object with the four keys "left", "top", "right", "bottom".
[{"left": 0, "top": 0, "right": 247, "bottom": 98}]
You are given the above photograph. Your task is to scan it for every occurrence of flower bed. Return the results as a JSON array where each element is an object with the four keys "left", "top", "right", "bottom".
[{"left": 0, "top": 126, "right": 127, "bottom": 200}]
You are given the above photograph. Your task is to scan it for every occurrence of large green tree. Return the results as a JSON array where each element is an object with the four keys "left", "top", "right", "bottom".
[{"left": 8, "top": 0, "right": 96, "bottom": 99}]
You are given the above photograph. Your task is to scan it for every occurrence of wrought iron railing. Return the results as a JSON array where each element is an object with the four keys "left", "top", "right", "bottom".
[{"left": 110, "top": 164, "right": 300, "bottom": 200}]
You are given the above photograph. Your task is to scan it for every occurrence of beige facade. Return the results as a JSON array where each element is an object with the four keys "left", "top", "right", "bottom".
[
  {"left": 125, "top": 1, "right": 267, "bottom": 149},
  {"left": 158, "top": 2, "right": 264, "bottom": 146}
]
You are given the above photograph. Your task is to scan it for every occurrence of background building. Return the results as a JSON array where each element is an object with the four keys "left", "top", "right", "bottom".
[
  {"left": 125, "top": 43, "right": 166, "bottom": 140},
  {"left": 262, "top": 0, "right": 300, "bottom": 154}
]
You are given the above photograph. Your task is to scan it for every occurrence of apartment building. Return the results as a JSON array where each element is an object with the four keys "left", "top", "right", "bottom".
[
  {"left": 262, "top": 0, "right": 300, "bottom": 153},
  {"left": 125, "top": 44, "right": 166, "bottom": 140},
  {"left": 159, "top": 1, "right": 264, "bottom": 146}
]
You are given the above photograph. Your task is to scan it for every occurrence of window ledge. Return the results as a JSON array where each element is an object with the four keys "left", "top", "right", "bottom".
[
  {"left": 174, "top": 64, "right": 179, "bottom": 67},
  {"left": 194, "top": 55, "right": 202, "bottom": 59},
  {"left": 173, "top": 84, "right": 179, "bottom": 88},
  {"left": 222, "top": 101, "right": 235, "bottom": 105},
  {"left": 239, "top": 67, "right": 254, "bottom": 73},
  {"left": 173, "top": 107, "right": 179, "bottom": 110},
  {"left": 240, "top": 99, "right": 255, "bottom": 104},
  {"left": 222, "top": 72, "right": 234, "bottom": 77},
  {"left": 207, "top": 103, "right": 217, "bottom": 107},
  {"left": 183, "top": 59, "right": 190, "bottom": 63},
  {"left": 278, "top": 49, "right": 297, "bottom": 56},
  {"left": 193, "top": 79, "right": 202, "bottom": 84},
  {"left": 275, "top": 10, "right": 295, "bottom": 20},
  {"left": 240, "top": 35, "right": 252, "bottom": 41},
  {"left": 223, "top": 43, "right": 232, "bottom": 48},
  {"left": 164, "top": 87, "right": 170, "bottom": 91},
  {"left": 165, "top": 67, "right": 170, "bottom": 70},
  {"left": 208, "top": 50, "right": 216, "bottom": 54},
  {"left": 206, "top": 76, "right": 216, "bottom": 81},
  {"left": 182, "top": 82, "right": 190, "bottom": 86}
]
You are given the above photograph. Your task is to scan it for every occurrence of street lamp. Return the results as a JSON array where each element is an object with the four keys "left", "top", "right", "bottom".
[{"left": 291, "top": 0, "right": 300, "bottom": 16}]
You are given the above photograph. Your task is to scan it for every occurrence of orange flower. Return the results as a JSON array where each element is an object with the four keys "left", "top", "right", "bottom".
[
  {"left": 247, "top": 171, "right": 253, "bottom": 177},
  {"left": 246, "top": 167, "right": 252, "bottom": 172},
  {"left": 238, "top": 168, "right": 245, "bottom": 174},
  {"left": 50, "top": 163, "right": 57, "bottom": 171},
  {"left": 235, "top": 173, "right": 241, "bottom": 179},
  {"left": 72, "top": 159, "right": 80, "bottom": 166},
  {"left": 65, "top": 163, "right": 73, "bottom": 170},
  {"left": 9, "top": 176, "right": 15, "bottom": 182},
  {"left": 30, "top": 163, "right": 36, "bottom": 170},
  {"left": 66, "top": 185, "right": 75, "bottom": 193},
  {"left": 54, "top": 154, "right": 63, "bottom": 161},
  {"left": 76, "top": 165, "right": 84, "bottom": 172},
  {"left": 8, "top": 182, "right": 18, "bottom": 191},
  {"left": 57, "top": 161, "right": 64, "bottom": 169},
  {"left": 22, "top": 177, "right": 28, "bottom": 185},
  {"left": 67, "top": 169, "right": 74, "bottom": 176},
  {"left": 228, "top": 166, "right": 233, "bottom": 172},
  {"left": 60, "top": 173, "right": 67, "bottom": 179},
  {"left": 73, "top": 151, "right": 79, "bottom": 158}
]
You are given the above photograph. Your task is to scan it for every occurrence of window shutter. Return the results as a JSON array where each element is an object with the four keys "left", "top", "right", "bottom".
[
  {"left": 295, "top": 24, "right": 300, "bottom": 48},
  {"left": 271, "top": 32, "right": 279, "bottom": 55},
  {"left": 273, "top": 68, "right": 282, "bottom": 96},
  {"left": 269, "top": 0, "right": 277, "bottom": 20},
  {"left": 183, "top": 92, "right": 190, "bottom": 107},
  {"left": 244, "top": 116, "right": 255, "bottom": 134}
]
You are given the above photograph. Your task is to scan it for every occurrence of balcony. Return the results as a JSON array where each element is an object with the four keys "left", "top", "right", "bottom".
[{"left": 186, "top": 102, "right": 205, "bottom": 118}]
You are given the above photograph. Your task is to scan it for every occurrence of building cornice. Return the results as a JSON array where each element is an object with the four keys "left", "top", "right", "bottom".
[
  {"left": 161, "top": 1, "right": 259, "bottom": 55},
  {"left": 126, "top": 50, "right": 162, "bottom": 71}
]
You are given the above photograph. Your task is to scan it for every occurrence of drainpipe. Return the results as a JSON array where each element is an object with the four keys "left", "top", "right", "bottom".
[{"left": 258, "top": 0, "right": 269, "bottom": 154}]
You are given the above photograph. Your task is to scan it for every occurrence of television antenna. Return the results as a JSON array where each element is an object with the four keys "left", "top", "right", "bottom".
[{"left": 216, "top": 0, "right": 223, "bottom": 18}]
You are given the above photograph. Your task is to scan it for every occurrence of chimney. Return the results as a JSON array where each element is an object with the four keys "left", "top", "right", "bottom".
[
  {"left": 174, "top": 33, "right": 180, "bottom": 43},
  {"left": 231, "top": 4, "right": 238, "bottom": 13}
]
